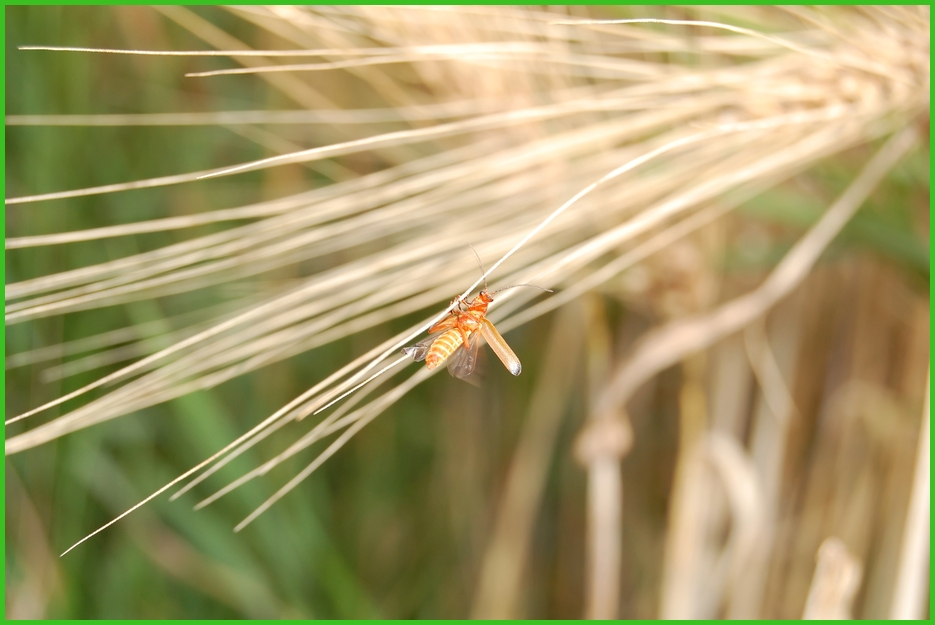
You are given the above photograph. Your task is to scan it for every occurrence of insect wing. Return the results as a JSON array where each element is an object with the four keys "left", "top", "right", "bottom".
[
  {"left": 401, "top": 334, "right": 440, "bottom": 362},
  {"left": 479, "top": 318, "right": 521, "bottom": 376},
  {"left": 446, "top": 333, "right": 482, "bottom": 382}
]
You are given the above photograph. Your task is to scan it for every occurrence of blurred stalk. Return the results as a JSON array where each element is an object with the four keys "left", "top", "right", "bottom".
[
  {"left": 575, "top": 297, "right": 632, "bottom": 620},
  {"left": 889, "top": 370, "right": 930, "bottom": 619},
  {"left": 658, "top": 353, "right": 711, "bottom": 618},
  {"left": 729, "top": 305, "right": 802, "bottom": 618},
  {"left": 802, "top": 537, "right": 862, "bottom": 619},
  {"left": 594, "top": 123, "right": 919, "bottom": 619},
  {"left": 5, "top": 467, "right": 63, "bottom": 619},
  {"left": 471, "top": 300, "right": 585, "bottom": 619},
  {"left": 575, "top": 417, "right": 632, "bottom": 619}
]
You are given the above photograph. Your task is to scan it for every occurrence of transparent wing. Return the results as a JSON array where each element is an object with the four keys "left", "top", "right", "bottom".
[
  {"left": 446, "top": 332, "right": 483, "bottom": 381},
  {"left": 401, "top": 333, "right": 441, "bottom": 362}
]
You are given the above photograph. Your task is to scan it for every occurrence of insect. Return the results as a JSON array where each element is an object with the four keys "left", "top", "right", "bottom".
[{"left": 403, "top": 251, "right": 550, "bottom": 380}]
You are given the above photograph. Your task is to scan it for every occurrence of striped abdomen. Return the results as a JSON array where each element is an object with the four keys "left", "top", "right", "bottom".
[{"left": 425, "top": 328, "right": 464, "bottom": 370}]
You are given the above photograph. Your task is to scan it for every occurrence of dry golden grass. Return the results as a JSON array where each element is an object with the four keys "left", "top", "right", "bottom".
[{"left": 6, "top": 5, "right": 929, "bottom": 618}]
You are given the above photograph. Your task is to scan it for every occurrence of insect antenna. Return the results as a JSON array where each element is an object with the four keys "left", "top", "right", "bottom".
[
  {"left": 467, "top": 244, "right": 551, "bottom": 296},
  {"left": 467, "top": 242, "right": 488, "bottom": 292}
]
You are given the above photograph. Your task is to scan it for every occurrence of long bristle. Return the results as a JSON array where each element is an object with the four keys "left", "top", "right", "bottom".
[{"left": 5, "top": 6, "right": 928, "bottom": 618}]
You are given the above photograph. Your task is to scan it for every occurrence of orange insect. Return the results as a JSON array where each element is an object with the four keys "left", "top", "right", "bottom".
[{"left": 403, "top": 252, "right": 549, "bottom": 380}]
